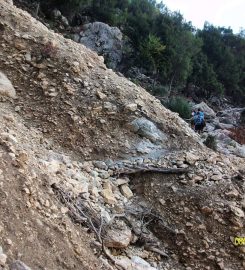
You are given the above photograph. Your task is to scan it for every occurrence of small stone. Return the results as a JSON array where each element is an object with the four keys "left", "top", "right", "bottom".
[
  {"left": 125, "top": 103, "right": 137, "bottom": 112},
  {"left": 101, "top": 189, "right": 117, "bottom": 205},
  {"left": 201, "top": 206, "right": 213, "bottom": 215},
  {"left": 230, "top": 206, "right": 244, "bottom": 218},
  {"left": 159, "top": 199, "right": 166, "bottom": 206},
  {"left": 93, "top": 161, "right": 108, "bottom": 170},
  {"left": 211, "top": 175, "right": 222, "bottom": 181},
  {"left": 104, "top": 227, "right": 132, "bottom": 248},
  {"left": 115, "top": 178, "right": 129, "bottom": 186},
  {"left": 193, "top": 175, "right": 203, "bottom": 182},
  {"left": 96, "top": 90, "right": 107, "bottom": 100},
  {"left": 120, "top": 184, "right": 133, "bottom": 199},
  {"left": 6, "top": 238, "right": 13, "bottom": 245},
  {"left": 225, "top": 189, "right": 239, "bottom": 197}
]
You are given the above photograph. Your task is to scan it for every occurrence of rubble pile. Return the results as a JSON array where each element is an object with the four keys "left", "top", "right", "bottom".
[{"left": 0, "top": 1, "right": 244, "bottom": 270}]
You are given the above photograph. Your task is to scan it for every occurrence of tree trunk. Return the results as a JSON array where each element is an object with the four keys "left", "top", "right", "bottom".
[{"left": 169, "top": 73, "right": 175, "bottom": 95}]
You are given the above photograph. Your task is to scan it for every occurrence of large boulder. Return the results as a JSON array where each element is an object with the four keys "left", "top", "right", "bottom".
[
  {"left": 193, "top": 102, "right": 216, "bottom": 119},
  {"left": 129, "top": 118, "right": 167, "bottom": 143},
  {"left": 78, "top": 22, "right": 123, "bottom": 69},
  {"left": 217, "top": 107, "right": 244, "bottom": 125}
]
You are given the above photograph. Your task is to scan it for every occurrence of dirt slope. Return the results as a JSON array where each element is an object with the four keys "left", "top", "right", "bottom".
[{"left": 0, "top": 1, "right": 245, "bottom": 270}]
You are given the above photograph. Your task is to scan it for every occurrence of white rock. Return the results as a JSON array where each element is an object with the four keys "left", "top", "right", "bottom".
[
  {"left": 230, "top": 206, "right": 244, "bottom": 218},
  {"left": 101, "top": 189, "right": 117, "bottom": 204},
  {"left": 0, "top": 132, "right": 18, "bottom": 144},
  {"left": 115, "top": 178, "right": 129, "bottom": 186},
  {"left": 120, "top": 184, "right": 133, "bottom": 199},
  {"left": 104, "top": 227, "right": 132, "bottom": 248},
  {"left": 116, "top": 256, "right": 157, "bottom": 270},
  {"left": 0, "top": 71, "right": 16, "bottom": 98},
  {"left": 0, "top": 253, "right": 7, "bottom": 266},
  {"left": 45, "top": 159, "right": 61, "bottom": 173},
  {"left": 193, "top": 102, "right": 216, "bottom": 119},
  {"left": 125, "top": 103, "right": 137, "bottom": 112}
]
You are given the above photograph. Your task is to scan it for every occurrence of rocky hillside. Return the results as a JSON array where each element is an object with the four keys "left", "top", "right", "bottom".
[{"left": 0, "top": 1, "right": 245, "bottom": 270}]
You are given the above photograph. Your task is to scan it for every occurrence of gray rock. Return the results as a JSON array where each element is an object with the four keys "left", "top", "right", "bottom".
[
  {"left": 93, "top": 161, "right": 108, "bottom": 170},
  {"left": 52, "top": 9, "right": 62, "bottom": 19},
  {"left": 216, "top": 122, "right": 234, "bottom": 130},
  {"left": 10, "top": 260, "right": 32, "bottom": 270},
  {"left": 72, "top": 34, "right": 80, "bottom": 43},
  {"left": 61, "top": 16, "right": 69, "bottom": 26},
  {"left": 129, "top": 118, "right": 167, "bottom": 143},
  {"left": 78, "top": 22, "right": 123, "bottom": 69},
  {"left": 234, "top": 145, "right": 245, "bottom": 158},
  {"left": 193, "top": 102, "right": 216, "bottom": 119},
  {"left": 120, "top": 184, "right": 133, "bottom": 199},
  {"left": 219, "top": 117, "right": 234, "bottom": 125}
]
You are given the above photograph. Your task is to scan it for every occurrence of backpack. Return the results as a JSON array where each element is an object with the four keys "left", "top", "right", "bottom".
[{"left": 194, "top": 114, "right": 202, "bottom": 125}]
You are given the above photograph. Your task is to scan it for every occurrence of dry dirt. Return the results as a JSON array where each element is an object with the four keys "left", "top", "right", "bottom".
[{"left": 0, "top": 1, "right": 245, "bottom": 270}]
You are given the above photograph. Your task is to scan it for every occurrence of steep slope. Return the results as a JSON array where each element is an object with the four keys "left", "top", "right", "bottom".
[
  {"left": 0, "top": 0, "right": 202, "bottom": 161},
  {"left": 0, "top": 1, "right": 245, "bottom": 270}
]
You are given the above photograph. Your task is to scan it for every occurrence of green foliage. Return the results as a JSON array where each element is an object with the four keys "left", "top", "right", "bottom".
[
  {"left": 36, "top": 0, "right": 245, "bottom": 104},
  {"left": 189, "top": 52, "right": 224, "bottom": 97},
  {"left": 197, "top": 24, "right": 245, "bottom": 102},
  {"left": 152, "top": 85, "right": 169, "bottom": 96},
  {"left": 139, "top": 34, "right": 165, "bottom": 74},
  {"left": 154, "top": 11, "right": 202, "bottom": 89},
  {"left": 165, "top": 96, "right": 191, "bottom": 119},
  {"left": 204, "top": 135, "right": 217, "bottom": 151}
]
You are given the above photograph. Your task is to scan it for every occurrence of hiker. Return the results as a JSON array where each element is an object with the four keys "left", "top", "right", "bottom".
[
  {"left": 198, "top": 108, "right": 204, "bottom": 120},
  {"left": 194, "top": 109, "right": 205, "bottom": 134},
  {"left": 191, "top": 110, "right": 196, "bottom": 129},
  {"left": 197, "top": 108, "right": 206, "bottom": 131}
]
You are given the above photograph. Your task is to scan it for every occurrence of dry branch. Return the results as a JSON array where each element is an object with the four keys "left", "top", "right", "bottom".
[
  {"left": 113, "top": 166, "right": 189, "bottom": 176},
  {"left": 51, "top": 183, "right": 123, "bottom": 270}
]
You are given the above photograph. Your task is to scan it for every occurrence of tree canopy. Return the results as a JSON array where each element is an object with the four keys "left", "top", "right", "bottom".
[{"left": 37, "top": 0, "right": 245, "bottom": 104}]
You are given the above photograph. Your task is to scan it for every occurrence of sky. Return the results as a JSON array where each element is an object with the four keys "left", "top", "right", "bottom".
[{"left": 162, "top": 0, "right": 244, "bottom": 33}]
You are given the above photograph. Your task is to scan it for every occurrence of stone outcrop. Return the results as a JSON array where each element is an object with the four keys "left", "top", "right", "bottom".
[
  {"left": 76, "top": 22, "right": 123, "bottom": 69},
  {"left": 193, "top": 101, "right": 216, "bottom": 119},
  {"left": 129, "top": 118, "right": 167, "bottom": 143}
]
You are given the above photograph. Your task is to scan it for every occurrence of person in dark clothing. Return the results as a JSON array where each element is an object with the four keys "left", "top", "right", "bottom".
[{"left": 194, "top": 111, "right": 203, "bottom": 133}]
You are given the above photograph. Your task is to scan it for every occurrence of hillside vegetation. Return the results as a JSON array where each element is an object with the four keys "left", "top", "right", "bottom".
[{"left": 30, "top": 0, "right": 245, "bottom": 104}]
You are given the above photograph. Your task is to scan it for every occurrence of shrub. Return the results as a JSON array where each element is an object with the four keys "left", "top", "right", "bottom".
[
  {"left": 152, "top": 85, "right": 169, "bottom": 97},
  {"left": 204, "top": 135, "right": 217, "bottom": 151},
  {"left": 165, "top": 96, "right": 191, "bottom": 119}
]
